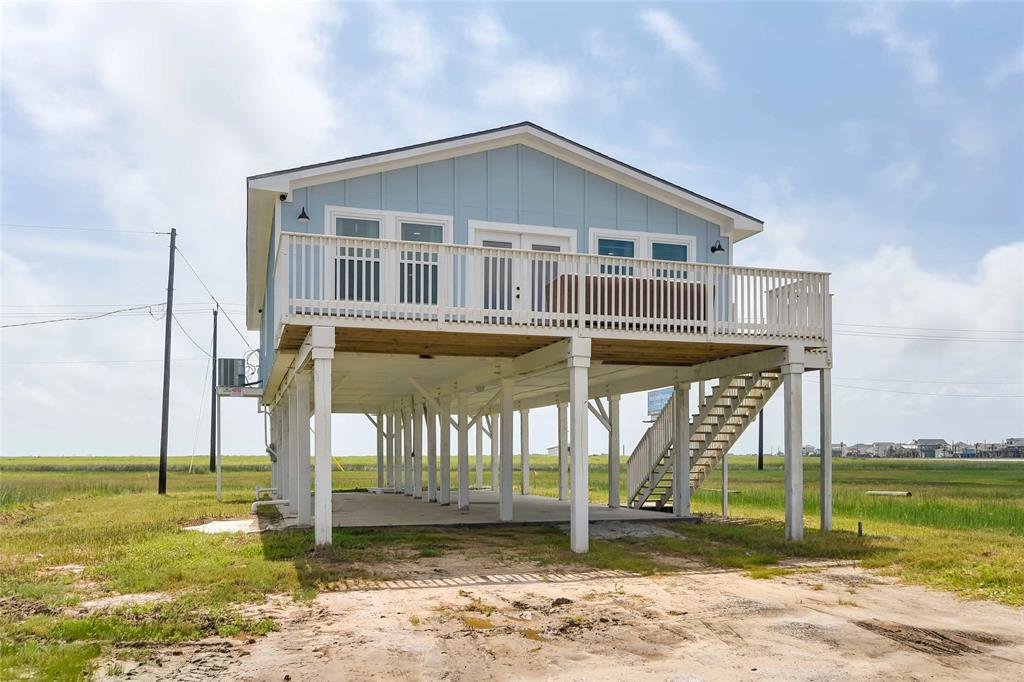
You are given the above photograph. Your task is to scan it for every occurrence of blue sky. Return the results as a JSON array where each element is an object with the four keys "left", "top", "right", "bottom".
[{"left": 1, "top": 2, "right": 1022, "bottom": 458}]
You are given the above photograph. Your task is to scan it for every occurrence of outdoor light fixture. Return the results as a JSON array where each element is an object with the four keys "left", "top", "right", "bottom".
[
  {"left": 297, "top": 206, "right": 310, "bottom": 224},
  {"left": 711, "top": 240, "right": 725, "bottom": 254}
]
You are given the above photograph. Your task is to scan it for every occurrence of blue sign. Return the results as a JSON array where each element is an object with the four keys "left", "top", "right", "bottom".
[{"left": 647, "top": 388, "right": 673, "bottom": 417}]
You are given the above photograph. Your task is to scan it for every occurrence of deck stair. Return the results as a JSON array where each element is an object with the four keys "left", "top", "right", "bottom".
[{"left": 626, "top": 371, "right": 782, "bottom": 510}]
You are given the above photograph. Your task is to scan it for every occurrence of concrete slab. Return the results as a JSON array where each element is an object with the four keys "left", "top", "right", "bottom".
[{"left": 294, "top": 489, "right": 683, "bottom": 528}]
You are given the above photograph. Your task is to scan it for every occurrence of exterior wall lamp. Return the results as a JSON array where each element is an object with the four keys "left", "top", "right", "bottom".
[
  {"left": 297, "top": 206, "right": 310, "bottom": 224},
  {"left": 711, "top": 240, "right": 725, "bottom": 254}
]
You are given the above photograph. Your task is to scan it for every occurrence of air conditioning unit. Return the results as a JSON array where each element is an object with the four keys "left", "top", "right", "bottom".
[{"left": 218, "top": 358, "right": 246, "bottom": 388}]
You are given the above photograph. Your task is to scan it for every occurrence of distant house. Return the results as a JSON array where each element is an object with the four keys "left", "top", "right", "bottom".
[
  {"left": 916, "top": 439, "right": 948, "bottom": 458},
  {"left": 831, "top": 442, "right": 848, "bottom": 458},
  {"left": 802, "top": 445, "right": 819, "bottom": 456},
  {"left": 848, "top": 443, "right": 873, "bottom": 457},
  {"left": 872, "top": 442, "right": 896, "bottom": 457}
]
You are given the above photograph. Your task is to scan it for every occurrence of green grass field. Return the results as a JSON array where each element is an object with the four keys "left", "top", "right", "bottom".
[{"left": 1, "top": 454, "right": 1021, "bottom": 679}]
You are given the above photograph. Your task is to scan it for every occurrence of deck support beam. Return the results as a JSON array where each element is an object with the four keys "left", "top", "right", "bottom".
[
  {"left": 499, "top": 379, "right": 515, "bottom": 521},
  {"left": 782, "top": 351, "right": 805, "bottom": 541},
  {"left": 819, "top": 367, "right": 832, "bottom": 532},
  {"left": 311, "top": 326, "right": 334, "bottom": 546},
  {"left": 569, "top": 338, "right": 591, "bottom": 553},
  {"left": 721, "top": 449, "right": 729, "bottom": 519},
  {"left": 439, "top": 396, "right": 452, "bottom": 505},
  {"left": 673, "top": 382, "right": 691, "bottom": 517},
  {"left": 607, "top": 394, "right": 620, "bottom": 509},
  {"left": 293, "top": 372, "right": 312, "bottom": 526},
  {"left": 413, "top": 400, "right": 424, "bottom": 499},
  {"left": 489, "top": 414, "right": 499, "bottom": 492},
  {"left": 475, "top": 421, "right": 484, "bottom": 489},
  {"left": 403, "top": 403, "right": 411, "bottom": 493},
  {"left": 520, "top": 408, "right": 530, "bottom": 495},
  {"left": 375, "top": 409, "right": 385, "bottom": 489},
  {"left": 279, "top": 394, "right": 293, "bottom": 517},
  {"left": 385, "top": 413, "right": 395, "bottom": 490},
  {"left": 395, "top": 409, "right": 405, "bottom": 493},
  {"left": 557, "top": 402, "right": 568, "bottom": 501},
  {"left": 426, "top": 404, "right": 438, "bottom": 502},
  {"left": 457, "top": 394, "right": 470, "bottom": 510}
]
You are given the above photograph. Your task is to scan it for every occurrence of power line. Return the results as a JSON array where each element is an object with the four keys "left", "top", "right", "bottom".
[
  {"left": 174, "top": 245, "right": 254, "bottom": 350},
  {"left": 1, "top": 222, "right": 169, "bottom": 234},
  {"left": 834, "top": 331, "right": 1024, "bottom": 343},
  {"left": 0, "top": 302, "right": 243, "bottom": 309},
  {"left": 836, "top": 322, "right": 1023, "bottom": 334},
  {"left": 806, "top": 378, "right": 1024, "bottom": 399},
  {"left": 832, "top": 376, "right": 1024, "bottom": 386},
  {"left": 2, "top": 358, "right": 206, "bottom": 366},
  {"left": 171, "top": 314, "right": 211, "bottom": 358},
  {"left": 0, "top": 303, "right": 160, "bottom": 329}
]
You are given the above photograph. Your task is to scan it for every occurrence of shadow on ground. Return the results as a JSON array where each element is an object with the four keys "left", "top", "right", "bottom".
[{"left": 255, "top": 506, "right": 898, "bottom": 597}]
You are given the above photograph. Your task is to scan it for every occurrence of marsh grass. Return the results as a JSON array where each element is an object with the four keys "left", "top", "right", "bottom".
[{"left": 1, "top": 454, "right": 1021, "bottom": 678}]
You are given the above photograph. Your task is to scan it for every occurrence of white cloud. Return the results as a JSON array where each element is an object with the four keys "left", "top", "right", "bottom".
[
  {"left": 952, "top": 117, "right": 997, "bottom": 164},
  {"left": 848, "top": 4, "right": 939, "bottom": 89},
  {"left": 583, "top": 27, "right": 625, "bottom": 63},
  {"left": 476, "top": 60, "right": 578, "bottom": 115},
  {"left": 461, "top": 9, "right": 513, "bottom": 57},
  {"left": 874, "top": 157, "right": 934, "bottom": 200},
  {"left": 986, "top": 46, "right": 1024, "bottom": 88},
  {"left": 371, "top": 2, "right": 446, "bottom": 86},
  {"left": 638, "top": 9, "right": 721, "bottom": 89}
]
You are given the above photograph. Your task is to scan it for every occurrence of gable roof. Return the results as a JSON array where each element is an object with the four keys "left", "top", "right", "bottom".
[{"left": 245, "top": 122, "right": 765, "bottom": 328}]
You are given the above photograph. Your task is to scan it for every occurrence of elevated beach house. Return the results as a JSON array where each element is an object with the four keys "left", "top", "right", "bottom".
[{"left": 245, "top": 123, "right": 833, "bottom": 552}]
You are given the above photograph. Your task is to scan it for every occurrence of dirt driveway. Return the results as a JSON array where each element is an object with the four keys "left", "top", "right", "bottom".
[{"left": 104, "top": 556, "right": 1023, "bottom": 681}]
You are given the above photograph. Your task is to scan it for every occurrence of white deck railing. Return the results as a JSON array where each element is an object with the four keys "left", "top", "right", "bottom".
[{"left": 273, "top": 232, "right": 830, "bottom": 346}]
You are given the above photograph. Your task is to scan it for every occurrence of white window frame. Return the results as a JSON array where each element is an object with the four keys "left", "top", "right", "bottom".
[
  {"left": 468, "top": 220, "right": 577, "bottom": 252},
  {"left": 323, "top": 205, "right": 453, "bottom": 243},
  {"left": 588, "top": 227, "right": 696, "bottom": 262}
]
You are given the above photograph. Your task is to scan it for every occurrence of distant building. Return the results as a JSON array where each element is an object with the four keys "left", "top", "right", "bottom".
[
  {"left": 848, "top": 443, "right": 873, "bottom": 457},
  {"left": 872, "top": 442, "right": 896, "bottom": 457},
  {"left": 802, "top": 445, "right": 819, "bottom": 456},
  {"left": 915, "top": 439, "right": 948, "bottom": 458},
  {"left": 831, "top": 442, "right": 848, "bottom": 457}
]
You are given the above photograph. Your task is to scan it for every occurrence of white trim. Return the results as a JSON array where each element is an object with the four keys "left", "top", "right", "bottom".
[
  {"left": 468, "top": 219, "right": 578, "bottom": 252},
  {"left": 324, "top": 205, "right": 453, "bottom": 243},
  {"left": 587, "top": 227, "right": 696, "bottom": 262}
]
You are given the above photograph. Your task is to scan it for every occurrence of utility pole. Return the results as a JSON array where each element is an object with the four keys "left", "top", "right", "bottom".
[
  {"left": 757, "top": 410, "right": 764, "bottom": 470},
  {"left": 209, "top": 306, "right": 218, "bottom": 473},
  {"left": 158, "top": 228, "right": 177, "bottom": 494}
]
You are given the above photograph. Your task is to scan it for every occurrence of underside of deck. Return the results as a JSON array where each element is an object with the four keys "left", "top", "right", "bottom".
[{"left": 269, "top": 322, "right": 814, "bottom": 414}]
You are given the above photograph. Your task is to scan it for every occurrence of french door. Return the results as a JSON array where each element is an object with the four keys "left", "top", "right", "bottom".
[{"left": 472, "top": 227, "right": 572, "bottom": 323}]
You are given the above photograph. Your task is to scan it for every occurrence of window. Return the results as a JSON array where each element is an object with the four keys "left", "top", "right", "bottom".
[
  {"left": 651, "top": 242, "right": 687, "bottom": 262},
  {"left": 401, "top": 222, "right": 444, "bottom": 243},
  {"left": 336, "top": 217, "right": 380, "bottom": 238},
  {"left": 597, "top": 238, "right": 635, "bottom": 258}
]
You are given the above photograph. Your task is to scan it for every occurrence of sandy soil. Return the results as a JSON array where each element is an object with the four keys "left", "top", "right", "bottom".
[{"left": 100, "top": 554, "right": 1023, "bottom": 681}]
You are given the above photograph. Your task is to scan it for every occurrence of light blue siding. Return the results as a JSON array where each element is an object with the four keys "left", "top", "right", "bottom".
[{"left": 280, "top": 144, "right": 726, "bottom": 262}]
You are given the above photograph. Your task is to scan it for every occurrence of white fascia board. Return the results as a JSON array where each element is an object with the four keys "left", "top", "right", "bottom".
[{"left": 246, "top": 188, "right": 277, "bottom": 330}]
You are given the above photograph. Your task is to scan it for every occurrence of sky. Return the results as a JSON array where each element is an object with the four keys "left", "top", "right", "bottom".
[{"left": 1, "top": 1, "right": 1022, "bottom": 462}]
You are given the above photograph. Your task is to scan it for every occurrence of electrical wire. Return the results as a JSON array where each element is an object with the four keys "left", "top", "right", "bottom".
[
  {"left": 835, "top": 322, "right": 1023, "bottom": 334},
  {"left": 2, "top": 358, "right": 206, "bottom": 366},
  {"left": 1, "top": 222, "right": 169, "bottom": 234},
  {"left": 174, "top": 245, "right": 254, "bottom": 350},
  {"left": 832, "top": 376, "right": 1024, "bottom": 386},
  {"left": 0, "top": 303, "right": 160, "bottom": 329},
  {"left": 172, "top": 311, "right": 211, "bottom": 356},
  {"left": 189, "top": 355, "right": 212, "bottom": 474},
  {"left": 805, "top": 378, "right": 1024, "bottom": 399}
]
